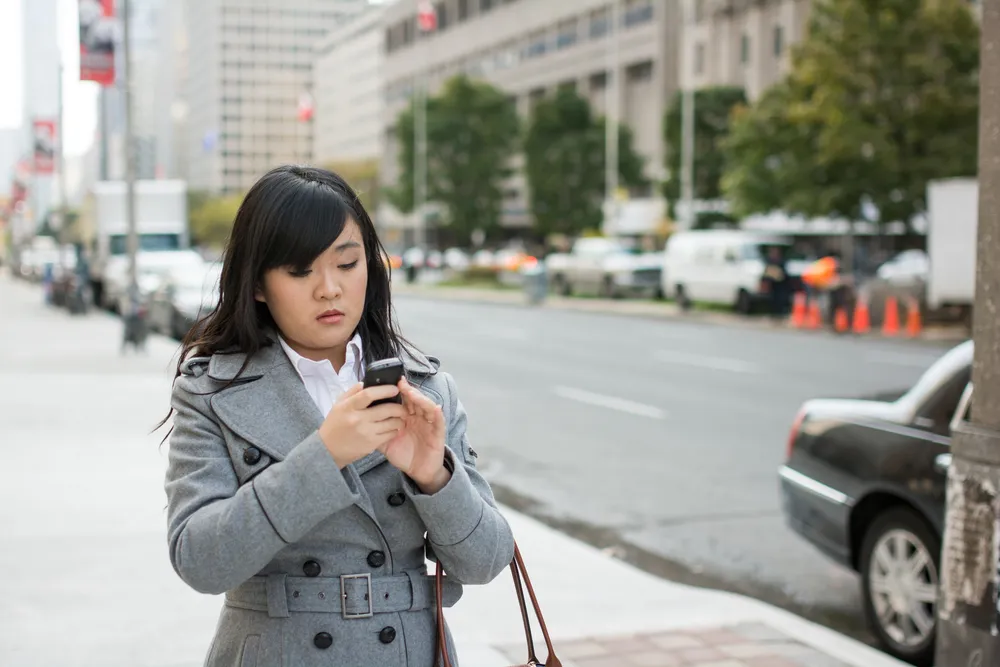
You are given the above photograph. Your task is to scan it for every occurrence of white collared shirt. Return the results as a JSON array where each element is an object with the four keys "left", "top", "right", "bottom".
[{"left": 278, "top": 333, "right": 365, "bottom": 416}]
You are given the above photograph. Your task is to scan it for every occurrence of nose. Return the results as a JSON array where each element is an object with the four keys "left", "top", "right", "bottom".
[{"left": 315, "top": 266, "right": 342, "bottom": 301}]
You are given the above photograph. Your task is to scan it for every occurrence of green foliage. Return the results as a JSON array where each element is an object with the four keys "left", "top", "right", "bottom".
[
  {"left": 722, "top": 0, "right": 980, "bottom": 227},
  {"left": 662, "top": 87, "right": 748, "bottom": 217},
  {"left": 325, "top": 159, "right": 380, "bottom": 213},
  {"left": 189, "top": 195, "right": 243, "bottom": 248},
  {"left": 389, "top": 75, "right": 520, "bottom": 246},
  {"left": 524, "top": 86, "right": 647, "bottom": 238}
]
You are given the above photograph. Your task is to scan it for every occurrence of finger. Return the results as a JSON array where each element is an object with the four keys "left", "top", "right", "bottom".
[
  {"left": 336, "top": 382, "right": 364, "bottom": 403},
  {"left": 366, "top": 403, "right": 408, "bottom": 422},
  {"left": 371, "top": 417, "right": 405, "bottom": 435},
  {"left": 351, "top": 384, "right": 401, "bottom": 408}
]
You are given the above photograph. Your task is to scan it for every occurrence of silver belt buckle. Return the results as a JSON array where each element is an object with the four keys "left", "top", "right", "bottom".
[{"left": 340, "top": 573, "right": 374, "bottom": 619}]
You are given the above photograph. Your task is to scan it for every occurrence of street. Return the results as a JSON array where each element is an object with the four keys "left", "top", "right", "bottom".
[{"left": 392, "top": 293, "right": 954, "bottom": 642}]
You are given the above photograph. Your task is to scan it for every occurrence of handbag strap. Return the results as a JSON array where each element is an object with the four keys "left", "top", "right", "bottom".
[{"left": 435, "top": 542, "right": 562, "bottom": 667}]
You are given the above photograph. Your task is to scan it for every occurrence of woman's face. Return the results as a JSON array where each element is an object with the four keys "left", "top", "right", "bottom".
[{"left": 256, "top": 218, "right": 369, "bottom": 361}]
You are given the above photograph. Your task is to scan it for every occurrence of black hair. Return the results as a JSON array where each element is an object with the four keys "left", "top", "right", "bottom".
[{"left": 157, "top": 165, "right": 413, "bottom": 430}]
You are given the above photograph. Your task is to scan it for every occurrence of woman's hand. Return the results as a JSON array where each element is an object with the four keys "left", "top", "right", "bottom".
[
  {"left": 318, "top": 384, "right": 407, "bottom": 469},
  {"left": 382, "top": 378, "right": 450, "bottom": 494}
]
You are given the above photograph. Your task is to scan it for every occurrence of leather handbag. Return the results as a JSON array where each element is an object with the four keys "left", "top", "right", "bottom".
[{"left": 435, "top": 543, "right": 562, "bottom": 667}]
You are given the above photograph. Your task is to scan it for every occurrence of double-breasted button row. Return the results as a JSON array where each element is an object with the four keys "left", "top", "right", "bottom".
[
  {"left": 313, "top": 628, "right": 395, "bottom": 650},
  {"left": 387, "top": 491, "right": 406, "bottom": 507},
  {"left": 243, "top": 446, "right": 262, "bottom": 465},
  {"left": 303, "top": 560, "right": 321, "bottom": 577},
  {"left": 367, "top": 550, "right": 386, "bottom": 568}
]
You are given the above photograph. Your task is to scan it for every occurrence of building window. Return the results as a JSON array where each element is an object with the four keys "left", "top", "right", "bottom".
[
  {"left": 694, "top": 42, "right": 705, "bottom": 75},
  {"left": 626, "top": 60, "right": 652, "bottom": 82},
  {"left": 623, "top": 0, "right": 653, "bottom": 27},
  {"left": 558, "top": 79, "right": 576, "bottom": 92},
  {"left": 556, "top": 19, "right": 578, "bottom": 49},
  {"left": 480, "top": 0, "right": 494, "bottom": 12},
  {"left": 525, "top": 30, "right": 547, "bottom": 58},
  {"left": 773, "top": 25, "right": 784, "bottom": 57},
  {"left": 435, "top": 3, "right": 448, "bottom": 30},
  {"left": 740, "top": 34, "right": 750, "bottom": 64},
  {"left": 457, "top": 0, "right": 470, "bottom": 21},
  {"left": 589, "top": 7, "right": 610, "bottom": 38},
  {"left": 589, "top": 71, "right": 607, "bottom": 91}
]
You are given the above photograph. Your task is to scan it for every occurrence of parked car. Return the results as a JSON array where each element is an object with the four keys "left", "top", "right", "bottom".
[
  {"left": 545, "top": 237, "right": 662, "bottom": 299},
  {"left": 146, "top": 263, "right": 222, "bottom": 340},
  {"left": 779, "top": 340, "right": 973, "bottom": 666}
]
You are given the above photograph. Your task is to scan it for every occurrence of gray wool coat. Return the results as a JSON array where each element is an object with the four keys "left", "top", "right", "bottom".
[{"left": 164, "top": 340, "right": 515, "bottom": 667}]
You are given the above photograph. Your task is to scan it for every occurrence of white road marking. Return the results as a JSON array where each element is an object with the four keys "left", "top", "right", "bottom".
[
  {"left": 654, "top": 349, "right": 761, "bottom": 374},
  {"left": 552, "top": 386, "right": 666, "bottom": 419}
]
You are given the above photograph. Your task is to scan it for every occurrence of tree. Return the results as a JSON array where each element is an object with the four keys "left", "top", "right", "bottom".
[
  {"left": 722, "top": 0, "right": 980, "bottom": 228},
  {"left": 524, "top": 86, "right": 647, "bottom": 238},
  {"left": 389, "top": 75, "right": 520, "bottom": 246},
  {"left": 662, "top": 86, "right": 747, "bottom": 218},
  {"left": 189, "top": 195, "right": 243, "bottom": 248},
  {"left": 324, "top": 159, "right": 380, "bottom": 213}
]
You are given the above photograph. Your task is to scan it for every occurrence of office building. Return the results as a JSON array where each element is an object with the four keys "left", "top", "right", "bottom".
[
  {"left": 181, "top": 0, "right": 366, "bottom": 195},
  {"left": 314, "top": 4, "right": 386, "bottom": 165},
  {"left": 379, "top": 0, "right": 677, "bottom": 236}
]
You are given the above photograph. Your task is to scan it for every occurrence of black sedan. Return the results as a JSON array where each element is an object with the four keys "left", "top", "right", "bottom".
[{"left": 779, "top": 340, "right": 972, "bottom": 666}]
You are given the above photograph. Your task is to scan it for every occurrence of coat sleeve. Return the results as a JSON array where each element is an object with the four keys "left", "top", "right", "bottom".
[
  {"left": 402, "top": 372, "right": 515, "bottom": 585},
  {"left": 164, "top": 375, "right": 363, "bottom": 595}
]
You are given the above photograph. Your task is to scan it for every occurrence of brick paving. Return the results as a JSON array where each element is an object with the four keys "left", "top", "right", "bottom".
[{"left": 496, "top": 623, "right": 851, "bottom": 667}]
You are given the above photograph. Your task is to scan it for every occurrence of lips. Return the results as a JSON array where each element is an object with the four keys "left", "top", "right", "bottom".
[{"left": 317, "top": 309, "right": 345, "bottom": 324}]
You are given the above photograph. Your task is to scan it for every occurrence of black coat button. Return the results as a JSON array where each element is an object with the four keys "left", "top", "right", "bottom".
[
  {"left": 367, "top": 551, "right": 386, "bottom": 568},
  {"left": 314, "top": 632, "right": 333, "bottom": 649},
  {"left": 388, "top": 492, "right": 406, "bottom": 507},
  {"left": 379, "top": 626, "right": 396, "bottom": 644},
  {"left": 303, "top": 560, "right": 321, "bottom": 577},
  {"left": 243, "top": 446, "right": 262, "bottom": 465}
]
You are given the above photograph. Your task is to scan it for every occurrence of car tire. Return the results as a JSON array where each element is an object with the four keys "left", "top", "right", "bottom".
[
  {"left": 552, "top": 274, "right": 571, "bottom": 297},
  {"left": 675, "top": 284, "right": 691, "bottom": 311},
  {"left": 859, "top": 507, "right": 940, "bottom": 667},
  {"left": 601, "top": 275, "right": 618, "bottom": 299}
]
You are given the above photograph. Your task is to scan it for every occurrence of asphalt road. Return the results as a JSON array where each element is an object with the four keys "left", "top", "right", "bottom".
[{"left": 392, "top": 294, "right": 956, "bottom": 641}]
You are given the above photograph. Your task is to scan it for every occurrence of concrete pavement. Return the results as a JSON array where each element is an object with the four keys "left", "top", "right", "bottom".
[
  {"left": 0, "top": 273, "right": 911, "bottom": 667},
  {"left": 391, "top": 294, "right": 958, "bottom": 644}
]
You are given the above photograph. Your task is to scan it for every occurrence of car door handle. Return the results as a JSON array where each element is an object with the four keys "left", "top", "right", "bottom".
[{"left": 935, "top": 454, "right": 952, "bottom": 474}]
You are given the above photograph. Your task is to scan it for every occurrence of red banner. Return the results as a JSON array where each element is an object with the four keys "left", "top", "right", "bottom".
[
  {"left": 79, "top": 0, "right": 117, "bottom": 85},
  {"left": 32, "top": 120, "right": 57, "bottom": 175}
]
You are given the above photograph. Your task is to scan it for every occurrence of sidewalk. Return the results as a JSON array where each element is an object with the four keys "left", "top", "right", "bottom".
[
  {"left": 392, "top": 281, "right": 966, "bottom": 344},
  {"left": 0, "top": 273, "right": 906, "bottom": 667}
]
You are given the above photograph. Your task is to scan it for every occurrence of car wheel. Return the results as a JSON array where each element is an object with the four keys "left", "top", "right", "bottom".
[
  {"left": 601, "top": 275, "right": 618, "bottom": 299},
  {"left": 675, "top": 284, "right": 691, "bottom": 311},
  {"left": 735, "top": 289, "right": 753, "bottom": 315},
  {"left": 859, "top": 507, "right": 940, "bottom": 667},
  {"left": 552, "top": 274, "right": 571, "bottom": 297}
]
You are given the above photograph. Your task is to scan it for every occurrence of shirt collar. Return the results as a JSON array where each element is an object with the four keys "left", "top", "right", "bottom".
[{"left": 278, "top": 333, "right": 364, "bottom": 382}]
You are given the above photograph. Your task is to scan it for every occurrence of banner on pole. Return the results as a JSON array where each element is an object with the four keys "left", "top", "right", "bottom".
[
  {"left": 32, "top": 119, "right": 57, "bottom": 175},
  {"left": 79, "top": 0, "right": 117, "bottom": 85}
]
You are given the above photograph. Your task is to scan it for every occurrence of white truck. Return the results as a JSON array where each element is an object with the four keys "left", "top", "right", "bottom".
[
  {"left": 84, "top": 179, "right": 192, "bottom": 310},
  {"left": 926, "top": 178, "right": 977, "bottom": 319}
]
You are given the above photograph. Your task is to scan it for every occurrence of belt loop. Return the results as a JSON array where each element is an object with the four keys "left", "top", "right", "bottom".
[
  {"left": 266, "top": 573, "right": 290, "bottom": 618},
  {"left": 404, "top": 569, "right": 429, "bottom": 612}
]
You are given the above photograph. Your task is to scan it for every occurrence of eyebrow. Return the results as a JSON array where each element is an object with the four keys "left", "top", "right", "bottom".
[{"left": 333, "top": 241, "right": 362, "bottom": 252}]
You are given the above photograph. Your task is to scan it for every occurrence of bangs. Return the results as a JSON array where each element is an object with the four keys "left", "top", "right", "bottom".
[{"left": 260, "top": 181, "right": 354, "bottom": 272}]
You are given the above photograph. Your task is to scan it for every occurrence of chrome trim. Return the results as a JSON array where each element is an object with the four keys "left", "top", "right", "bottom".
[{"left": 779, "top": 465, "right": 853, "bottom": 506}]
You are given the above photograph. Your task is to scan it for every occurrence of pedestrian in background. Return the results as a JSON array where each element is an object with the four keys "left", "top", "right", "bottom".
[{"left": 160, "top": 165, "right": 513, "bottom": 667}]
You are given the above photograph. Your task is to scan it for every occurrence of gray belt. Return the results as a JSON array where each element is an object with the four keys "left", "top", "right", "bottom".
[{"left": 225, "top": 570, "right": 463, "bottom": 619}]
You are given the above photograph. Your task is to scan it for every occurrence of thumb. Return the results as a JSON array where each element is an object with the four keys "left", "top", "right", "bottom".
[{"left": 338, "top": 382, "right": 364, "bottom": 403}]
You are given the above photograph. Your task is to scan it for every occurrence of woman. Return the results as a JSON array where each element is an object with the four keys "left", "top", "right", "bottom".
[{"left": 163, "top": 165, "right": 514, "bottom": 667}]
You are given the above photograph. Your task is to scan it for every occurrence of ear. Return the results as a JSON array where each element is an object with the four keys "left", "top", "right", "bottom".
[{"left": 254, "top": 284, "right": 266, "bottom": 303}]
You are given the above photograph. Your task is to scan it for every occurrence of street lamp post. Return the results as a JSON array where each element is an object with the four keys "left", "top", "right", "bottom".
[
  {"left": 122, "top": 0, "right": 139, "bottom": 303},
  {"left": 679, "top": 0, "right": 696, "bottom": 229},
  {"left": 604, "top": 0, "right": 621, "bottom": 234},
  {"left": 935, "top": 1, "right": 1000, "bottom": 664}
]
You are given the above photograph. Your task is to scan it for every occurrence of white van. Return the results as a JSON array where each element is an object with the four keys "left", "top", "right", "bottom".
[{"left": 661, "top": 230, "right": 807, "bottom": 313}]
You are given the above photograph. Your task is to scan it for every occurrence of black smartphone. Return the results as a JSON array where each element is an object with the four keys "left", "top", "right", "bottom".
[{"left": 364, "top": 357, "right": 405, "bottom": 406}]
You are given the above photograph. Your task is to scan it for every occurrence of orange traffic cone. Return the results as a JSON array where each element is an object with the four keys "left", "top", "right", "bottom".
[
  {"left": 790, "top": 292, "right": 807, "bottom": 328},
  {"left": 853, "top": 298, "right": 871, "bottom": 334},
  {"left": 805, "top": 300, "right": 822, "bottom": 330},
  {"left": 834, "top": 307, "right": 850, "bottom": 333},
  {"left": 905, "top": 298, "right": 923, "bottom": 338},
  {"left": 882, "top": 296, "right": 900, "bottom": 336}
]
